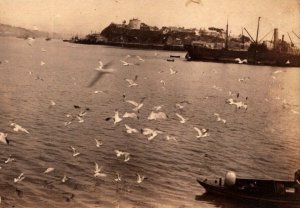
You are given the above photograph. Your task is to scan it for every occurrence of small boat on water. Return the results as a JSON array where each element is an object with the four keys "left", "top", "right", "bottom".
[
  {"left": 197, "top": 170, "right": 300, "bottom": 207},
  {"left": 167, "top": 58, "right": 175, "bottom": 62},
  {"left": 170, "top": 55, "right": 181, "bottom": 58}
]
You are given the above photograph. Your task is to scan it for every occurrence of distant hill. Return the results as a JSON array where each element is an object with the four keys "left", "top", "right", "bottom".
[{"left": 0, "top": 23, "right": 62, "bottom": 39}]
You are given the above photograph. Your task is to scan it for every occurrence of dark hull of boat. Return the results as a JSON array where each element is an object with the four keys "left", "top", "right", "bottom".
[
  {"left": 197, "top": 179, "right": 300, "bottom": 207},
  {"left": 185, "top": 45, "right": 300, "bottom": 67}
]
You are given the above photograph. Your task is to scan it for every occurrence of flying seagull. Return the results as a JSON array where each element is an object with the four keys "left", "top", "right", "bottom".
[
  {"left": 136, "top": 173, "right": 147, "bottom": 183},
  {"left": 141, "top": 128, "right": 163, "bottom": 141},
  {"left": 147, "top": 111, "right": 168, "bottom": 120},
  {"left": 14, "top": 173, "right": 25, "bottom": 183},
  {"left": 213, "top": 113, "right": 226, "bottom": 123},
  {"left": 125, "top": 124, "right": 138, "bottom": 134},
  {"left": 0, "top": 132, "right": 9, "bottom": 145},
  {"left": 44, "top": 167, "right": 55, "bottom": 174},
  {"left": 185, "top": 0, "right": 202, "bottom": 6},
  {"left": 176, "top": 113, "right": 187, "bottom": 124},
  {"left": 124, "top": 97, "right": 146, "bottom": 112},
  {"left": 125, "top": 75, "right": 138, "bottom": 87},
  {"left": 169, "top": 67, "right": 178, "bottom": 75},
  {"left": 114, "top": 172, "right": 121, "bottom": 182},
  {"left": 105, "top": 110, "right": 123, "bottom": 125},
  {"left": 194, "top": 127, "right": 209, "bottom": 138},
  {"left": 123, "top": 112, "right": 139, "bottom": 119},
  {"left": 120, "top": 60, "right": 134, "bottom": 66},
  {"left": 87, "top": 60, "right": 114, "bottom": 88},
  {"left": 71, "top": 146, "right": 80, "bottom": 157},
  {"left": 4, "top": 155, "right": 15, "bottom": 164},
  {"left": 10, "top": 123, "right": 29, "bottom": 134},
  {"left": 94, "top": 162, "right": 107, "bottom": 177},
  {"left": 95, "top": 139, "right": 103, "bottom": 147}
]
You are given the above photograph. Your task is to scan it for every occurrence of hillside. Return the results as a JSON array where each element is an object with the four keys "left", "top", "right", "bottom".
[{"left": 0, "top": 23, "right": 62, "bottom": 39}]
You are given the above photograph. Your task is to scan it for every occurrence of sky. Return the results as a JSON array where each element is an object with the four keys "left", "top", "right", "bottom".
[{"left": 0, "top": 0, "right": 300, "bottom": 40}]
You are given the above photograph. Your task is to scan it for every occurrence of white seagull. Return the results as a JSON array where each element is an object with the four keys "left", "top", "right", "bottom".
[
  {"left": 44, "top": 167, "right": 55, "bottom": 174},
  {"left": 76, "top": 116, "right": 84, "bottom": 123},
  {"left": 105, "top": 110, "right": 123, "bottom": 125},
  {"left": 141, "top": 128, "right": 163, "bottom": 141},
  {"left": 166, "top": 135, "right": 177, "bottom": 142},
  {"left": 176, "top": 113, "right": 187, "bottom": 123},
  {"left": 88, "top": 60, "right": 114, "bottom": 87},
  {"left": 14, "top": 173, "right": 25, "bottom": 183},
  {"left": 125, "top": 97, "right": 146, "bottom": 112},
  {"left": 114, "top": 150, "right": 131, "bottom": 162},
  {"left": 136, "top": 173, "right": 147, "bottom": 183},
  {"left": 95, "top": 139, "right": 103, "bottom": 147},
  {"left": 125, "top": 124, "right": 138, "bottom": 134},
  {"left": 226, "top": 98, "right": 248, "bottom": 110},
  {"left": 71, "top": 146, "right": 80, "bottom": 157},
  {"left": 114, "top": 172, "right": 121, "bottom": 182},
  {"left": 136, "top": 56, "right": 144, "bottom": 62},
  {"left": 213, "top": 113, "right": 226, "bottom": 123},
  {"left": 50, "top": 100, "right": 56, "bottom": 107},
  {"left": 4, "top": 155, "right": 15, "bottom": 164},
  {"left": 62, "top": 175, "right": 70, "bottom": 183},
  {"left": 123, "top": 112, "right": 138, "bottom": 119},
  {"left": 0, "top": 132, "right": 9, "bottom": 145},
  {"left": 125, "top": 75, "right": 138, "bottom": 87},
  {"left": 153, "top": 105, "right": 163, "bottom": 111},
  {"left": 147, "top": 111, "right": 168, "bottom": 120},
  {"left": 194, "top": 127, "right": 210, "bottom": 138},
  {"left": 10, "top": 123, "right": 29, "bottom": 134},
  {"left": 27, "top": 37, "right": 35, "bottom": 46},
  {"left": 160, "top": 80, "right": 166, "bottom": 87},
  {"left": 273, "top": 70, "right": 283, "bottom": 74},
  {"left": 94, "top": 162, "right": 107, "bottom": 177},
  {"left": 234, "top": 58, "right": 248, "bottom": 64},
  {"left": 121, "top": 60, "right": 134, "bottom": 66},
  {"left": 169, "top": 67, "right": 178, "bottom": 75}
]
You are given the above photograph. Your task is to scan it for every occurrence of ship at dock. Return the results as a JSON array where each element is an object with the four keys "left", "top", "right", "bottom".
[{"left": 185, "top": 18, "right": 300, "bottom": 67}]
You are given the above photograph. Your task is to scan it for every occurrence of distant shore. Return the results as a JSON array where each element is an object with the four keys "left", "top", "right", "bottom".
[{"left": 66, "top": 39, "right": 186, "bottom": 51}]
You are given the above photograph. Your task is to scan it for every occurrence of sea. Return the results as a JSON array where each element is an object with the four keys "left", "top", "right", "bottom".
[{"left": 0, "top": 37, "right": 299, "bottom": 208}]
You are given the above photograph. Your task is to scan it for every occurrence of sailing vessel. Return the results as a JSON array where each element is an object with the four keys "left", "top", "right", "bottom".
[{"left": 185, "top": 18, "right": 300, "bottom": 67}]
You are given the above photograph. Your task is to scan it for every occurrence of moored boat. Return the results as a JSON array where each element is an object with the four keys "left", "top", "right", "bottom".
[{"left": 197, "top": 170, "right": 300, "bottom": 207}]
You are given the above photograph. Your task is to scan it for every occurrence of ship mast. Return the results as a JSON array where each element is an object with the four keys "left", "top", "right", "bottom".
[
  {"left": 253, "top": 17, "right": 261, "bottom": 62},
  {"left": 225, "top": 18, "right": 229, "bottom": 50},
  {"left": 255, "top": 17, "right": 261, "bottom": 44}
]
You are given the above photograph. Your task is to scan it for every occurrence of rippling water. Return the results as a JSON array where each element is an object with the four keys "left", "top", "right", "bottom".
[{"left": 0, "top": 37, "right": 300, "bottom": 208}]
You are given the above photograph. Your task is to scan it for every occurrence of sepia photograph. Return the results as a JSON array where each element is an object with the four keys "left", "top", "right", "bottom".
[{"left": 0, "top": 0, "right": 300, "bottom": 207}]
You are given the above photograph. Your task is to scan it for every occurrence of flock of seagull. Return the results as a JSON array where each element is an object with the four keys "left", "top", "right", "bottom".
[{"left": 0, "top": 37, "right": 299, "bottom": 207}]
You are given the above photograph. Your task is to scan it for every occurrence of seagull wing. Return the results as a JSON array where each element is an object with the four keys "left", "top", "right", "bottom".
[
  {"left": 194, "top": 127, "right": 202, "bottom": 136},
  {"left": 95, "top": 162, "right": 100, "bottom": 172},
  {"left": 125, "top": 124, "right": 130, "bottom": 130},
  {"left": 121, "top": 60, "right": 128, "bottom": 65},
  {"left": 98, "top": 61, "right": 104, "bottom": 69},
  {"left": 176, "top": 113, "right": 185, "bottom": 121},
  {"left": 125, "top": 79, "right": 134, "bottom": 85},
  {"left": 125, "top": 100, "right": 139, "bottom": 107}
]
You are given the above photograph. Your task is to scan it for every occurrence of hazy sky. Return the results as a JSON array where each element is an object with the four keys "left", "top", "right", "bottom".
[{"left": 0, "top": 0, "right": 300, "bottom": 40}]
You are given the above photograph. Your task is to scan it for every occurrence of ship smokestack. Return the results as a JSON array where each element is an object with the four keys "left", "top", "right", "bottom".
[
  {"left": 273, "top": 28, "right": 278, "bottom": 49},
  {"left": 282, "top": 35, "right": 285, "bottom": 42}
]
